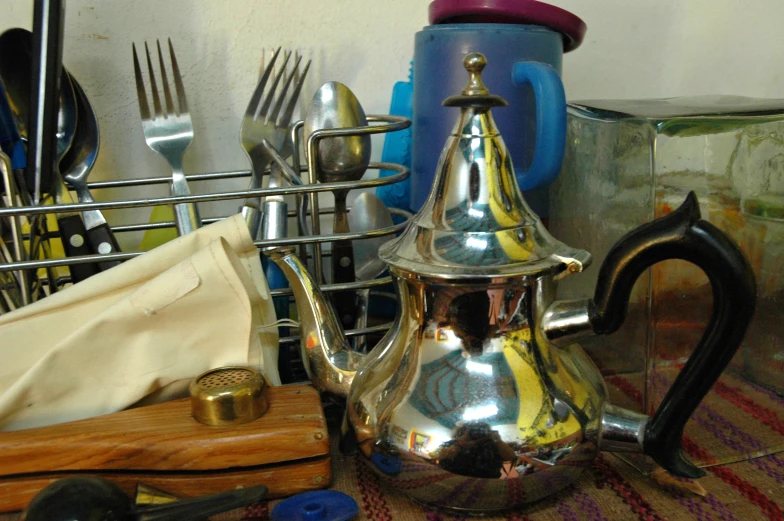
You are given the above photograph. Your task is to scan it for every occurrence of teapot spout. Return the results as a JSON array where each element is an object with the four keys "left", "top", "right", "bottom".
[{"left": 266, "top": 247, "right": 364, "bottom": 398}]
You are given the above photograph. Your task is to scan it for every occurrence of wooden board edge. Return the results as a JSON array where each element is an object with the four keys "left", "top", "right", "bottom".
[{"left": 0, "top": 455, "right": 332, "bottom": 514}]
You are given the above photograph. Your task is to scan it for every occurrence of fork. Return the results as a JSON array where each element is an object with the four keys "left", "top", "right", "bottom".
[
  {"left": 133, "top": 38, "right": 201, "bottom": 236},
  {"left": 240, "top": 47, "right": 310, "bottom": 238}
]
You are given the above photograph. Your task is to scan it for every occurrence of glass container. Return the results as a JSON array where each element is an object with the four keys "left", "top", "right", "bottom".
[{"left": 550, "top": 96, "right": 784, "bottom": 468}]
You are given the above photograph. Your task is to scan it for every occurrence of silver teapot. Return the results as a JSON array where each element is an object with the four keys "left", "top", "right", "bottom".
[{"left": 267, "top": 53, "right": 756, "bottom": 512}]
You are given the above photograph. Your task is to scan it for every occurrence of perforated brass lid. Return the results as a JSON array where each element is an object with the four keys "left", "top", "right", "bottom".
[{"left": 189, "top": 366, "right": 269, "bottom": 426}]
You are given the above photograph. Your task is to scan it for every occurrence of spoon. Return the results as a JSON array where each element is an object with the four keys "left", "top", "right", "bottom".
[
  {"left": 60, "top": 72, "right": 123, "bottom": 271},
  {"left": 23, "top": 476, "right": 267, "bottom": 521},
  {"left": 348, "top": 192, "right": 394, "bottom": 352},
  {"left": 304, "top": 82, "right": 371, "bottom": 330},
  {"left": 0, "top": 28, "right": 100, "bottom": 284}
]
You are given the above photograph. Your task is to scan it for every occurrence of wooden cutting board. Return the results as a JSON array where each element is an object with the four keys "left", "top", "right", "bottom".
[{"left": 0, "top": 384, "right": 330, "bottom": 512}]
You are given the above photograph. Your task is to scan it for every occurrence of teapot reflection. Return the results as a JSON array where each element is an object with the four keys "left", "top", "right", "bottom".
[{"left": 267, "top": 53, "right": 756, "bottom": 512}]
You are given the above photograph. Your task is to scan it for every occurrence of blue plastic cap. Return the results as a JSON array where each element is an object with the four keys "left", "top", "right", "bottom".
[{"left": 271, "top": 490, "right": 359, "bottom": 521}]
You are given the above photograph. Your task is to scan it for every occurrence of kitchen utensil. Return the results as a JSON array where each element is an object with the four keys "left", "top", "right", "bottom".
[
  {"left": 23, "top": 476, "right": 267, "bottom": 521},
  {"left": 239, "top": 48, "right": 309, "bottom": 239},
  {"left": 0, "top": 211, "right": 22, "bottom": 313},
  {"left": 270, "top": 490, "right": 358, "bottom": 521},
  {"left": 551, "top": 95, "right": 784, "bottom": 467},
  {"left": 348, "top": 192, "right": 393, "bottom": 352},
  {"left": 409, "top": 0, "right": 585, "bottom": 215},
  {"left": 0, "top": 28, "right": 100, "bottom": 284},
  {"left": 0, "top": 151, "right": 30, "bottom": 305},
  {"left": 51, "top": 74, "right": 101, "bottom": 283},
  {"left": 0, "top": 61, "right": 59, "bottom": 297},
  {"left": 132, "top": 39, "right": 201, "bottom": 236},
  {"left": 265, "top": 53, "right": 756, "bottom": 512},
  {"left": 189, "top": 366, "right": 270, "bottom": 425},
  {"left": 26, "top": 0, "right": 66, "bottom": 203},
  {"left": 304, "top": 82, "right": 370, "bottom": 330},
  {"left": 262, "top": 163, "right": 294, "bottom": 381},
  {"left": 0, "top": 385, "right": 329, "bottom": 513},
  {"left": 61, "top": 72, "right": 122, "bottom": 271},
  {"left": 0, "top": 79, "right": 26, "bottom": 172}
]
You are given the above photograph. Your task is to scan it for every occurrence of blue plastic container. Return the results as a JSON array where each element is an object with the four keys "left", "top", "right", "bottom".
[{"left": 410, "top": 23, "right": 566, "bottom": 218}]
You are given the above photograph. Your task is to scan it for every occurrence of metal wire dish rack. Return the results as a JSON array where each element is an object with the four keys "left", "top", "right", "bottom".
[{"left": 0, "top": 115, "right": 412, "bottom": 379}]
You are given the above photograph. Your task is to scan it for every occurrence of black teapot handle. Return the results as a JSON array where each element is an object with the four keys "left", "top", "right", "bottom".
[{"left": 589, "top": 192, "right": 756, "bottom": 478}]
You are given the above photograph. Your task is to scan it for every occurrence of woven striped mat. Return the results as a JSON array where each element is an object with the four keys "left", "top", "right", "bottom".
[{"left": 3, "top": 372, "right": 783, "bottom": 520}]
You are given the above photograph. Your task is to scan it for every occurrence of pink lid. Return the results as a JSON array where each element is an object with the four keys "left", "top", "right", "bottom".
[{"left": 429, "top": 0, "right": 587, "bottom": 52}]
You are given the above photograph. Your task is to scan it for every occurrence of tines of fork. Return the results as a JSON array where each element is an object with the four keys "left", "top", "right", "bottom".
[
  {"left": 239, "top": 47, "right": 311, "bottom": 237},
  {"left": 133, "top": 38, "right": 189, "bottom": 120},
  {"left": 246, "top": 47, "right": 310, "bottom": 129},
  {"left": 132, "top": 38, "right": 201, "bottom": 236}
]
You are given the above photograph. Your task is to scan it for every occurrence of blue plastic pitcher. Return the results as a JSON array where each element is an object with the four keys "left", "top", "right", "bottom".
[{"left": 411, "top": 23, "right": 571, "bottom": 218}]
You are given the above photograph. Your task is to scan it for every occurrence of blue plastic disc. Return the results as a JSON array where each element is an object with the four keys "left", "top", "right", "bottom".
[
  {"left": 271, "top": 490, "right": 359, "bottom": 521},
  {"left": 371, "top": 452, "right": 403, "bottom": 475}
]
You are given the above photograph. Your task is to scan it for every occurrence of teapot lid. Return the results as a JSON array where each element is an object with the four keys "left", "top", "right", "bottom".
[{"left": 379, "top": 52, "right": 590, "bottom": 280}]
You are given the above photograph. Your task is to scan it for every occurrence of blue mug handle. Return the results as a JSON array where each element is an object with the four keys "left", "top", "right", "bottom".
[{"left": 511, "top": 62, "right": 567, "bottom": 191}]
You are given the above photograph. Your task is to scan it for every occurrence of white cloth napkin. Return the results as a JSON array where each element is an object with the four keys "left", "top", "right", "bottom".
[{"left": 0, "top": 214, "right": 280, "bottom": 432}]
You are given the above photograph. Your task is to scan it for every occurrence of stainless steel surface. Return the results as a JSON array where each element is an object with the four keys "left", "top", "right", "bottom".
[
  {"left": 377, "top": 61, "right": 590, "bottom": 280},
  {"left": 348, "top": 192, "right": 394, "bottom": 352},
  {"left": 132, "top": 39, "right": 201, "bottom": 236},
  {"left": 0, "top": 39, "right": 62, "bottom": 295},
  {"left": 267, "top": 246, "right": 362, "bottom": 394},
  {"left": 541, "top": 298, "right": 594, "bottom": 347},
  {"left": 260, "top": 164, "right": 287, "bottom": 243},
  {"left": 239, "top": 48, "right": 310, "bottom": 238},
  {"left": 0, "top": 152, "right": 29, "bottom": 305},
  {"left": 0, "top": 220, "right": 407, "bottom": 272},
  {"left": 350, "top": 192, "right": 393, "bottom": 281},
  {"left": 269, "top": 53, "right": 668, "bottom": 512},
  {"left": 0, "top": 105, "right": 412, "bottom": 393},
  {"left": 305, "top": 82, "right": 371, "bottom": 182},
  {"left": 0, "top": 164, "right": 408, "bottom": 218},
  {"left": 28, "top": 1, "right": 65, "bottom": 205},
  {"left": 60, "top": 73, "right": 105, "bottom": 231},
  {"left": 594, "top": 404, "right": 648, "bottom": 453},
  {"left": 304, "top": 82, "right": 371, "bottom": 284}
]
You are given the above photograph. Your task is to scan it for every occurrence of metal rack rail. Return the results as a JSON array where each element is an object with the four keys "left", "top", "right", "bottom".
[{"left": 0, "top": 115, "right": 412, "bottom": 349}]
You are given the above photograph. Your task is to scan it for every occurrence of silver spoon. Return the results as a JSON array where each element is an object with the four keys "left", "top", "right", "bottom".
[
  {"left": 60, "top": 72, "right": 122, "bottom": 271},
  {"left": 348, "top": 192, "right": 393, "bottom": 352},
  {"left": 304, "top": 82, "right": 370, "bottom": 330},
  {"left": 0, "top": 28, "right": 100, "bottom": 284}
]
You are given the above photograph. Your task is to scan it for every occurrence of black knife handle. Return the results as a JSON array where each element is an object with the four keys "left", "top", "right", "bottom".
[
  {"left": 85, "top": 222, "right": 123, "bottom": 272},
  {"left": 57, "top": 214, "right": 99, "bottom": 283},
  {"left": 331, "top": 239, "right": 357, "bottom": 330}
]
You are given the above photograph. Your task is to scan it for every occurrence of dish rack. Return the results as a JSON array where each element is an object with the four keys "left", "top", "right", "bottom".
[{"left": 0, "top": 115, "right": 412, "bottom": 370}]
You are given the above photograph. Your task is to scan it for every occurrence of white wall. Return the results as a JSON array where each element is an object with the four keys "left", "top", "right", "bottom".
[{"left": 3, "top": 0, "right": 784, "bottom": 245}]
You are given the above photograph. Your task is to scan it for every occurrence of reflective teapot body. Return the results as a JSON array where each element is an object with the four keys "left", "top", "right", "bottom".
[
  {"left": 268, "top": 53, "right": 756, "bottom": 513},
  {"left": 346, "top": 271, "right": 613, "bottom": 509}
]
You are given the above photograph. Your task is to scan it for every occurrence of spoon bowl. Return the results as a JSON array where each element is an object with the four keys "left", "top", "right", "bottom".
[
  {"left": 304, "top": 81, "right": 370, "bottom": 183},
  {"left": 348, "top": 192, "right": 394, "bottom": 352},
  {"left": 60, "top": 73, "right": 98, "bottom": 188},
  {"left": 304, "top": 82, "right": 371, "bottom": 329}
]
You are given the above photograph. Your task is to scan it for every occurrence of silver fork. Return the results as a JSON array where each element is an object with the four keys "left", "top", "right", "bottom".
[
  {"left": 133, "top": 38, "right": 201, "bottom": 236},
  {"left": 240, "top": 47, "right": 310, "bottom": 238}
]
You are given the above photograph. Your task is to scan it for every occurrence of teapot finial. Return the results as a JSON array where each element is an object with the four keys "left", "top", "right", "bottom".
[
  {"left": 442, "top": 52, "right": 508, "bottom": 108},
  {"left": 462, "top": 52, "right": 489, "bottom": 96}
]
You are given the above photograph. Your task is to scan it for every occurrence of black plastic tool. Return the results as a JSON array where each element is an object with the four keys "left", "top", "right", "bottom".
[{"left": 23, "top": 476, "right": 267, "bottom": 521}]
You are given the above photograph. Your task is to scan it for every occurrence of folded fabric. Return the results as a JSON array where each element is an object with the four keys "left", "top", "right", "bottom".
[{"left": 0, "top": 214, "right": 279, "bottom": 432}]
